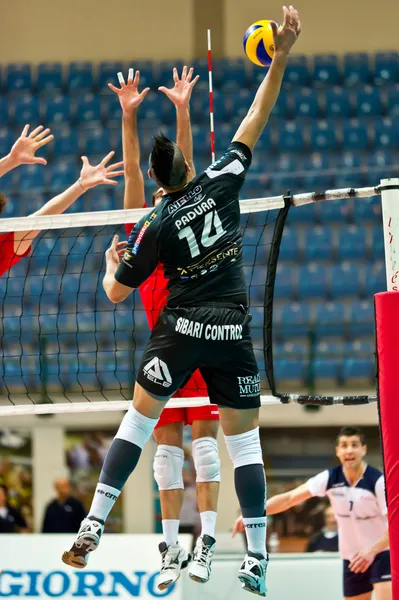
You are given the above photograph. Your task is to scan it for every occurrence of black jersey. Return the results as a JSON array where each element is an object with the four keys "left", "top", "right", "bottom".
[{"left": 115, "top": 142, "right": 252, "bottom": 306}]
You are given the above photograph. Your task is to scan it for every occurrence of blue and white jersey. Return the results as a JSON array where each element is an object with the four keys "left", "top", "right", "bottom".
[{"left": 307, "top": 465, "right": 388, "bottom": 560}]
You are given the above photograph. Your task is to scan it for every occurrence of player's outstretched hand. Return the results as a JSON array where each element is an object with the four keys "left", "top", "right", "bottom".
[
  {"left": 348, "top": 549, "right": 376, "bottom": 574},
  {"left": 271, "top": 5, "right": 301, "bottom": 57},
  {"left": 158, "top": 66, "right": 199, "bottom": 109},
  {"left": 9, "top": 125, "right": 54, "bottom": 167},
  {"left": 105, "top": 235, "right": 126, "bottom": 267},
  {"left": 232, "top": 514, "right": 245, "bottom": 538},
  {"left": 79, "top": 151, "right": 124, "bottom": 190},
  {"left": 108, "top": 69, "right": 150, "bottom": 114}
]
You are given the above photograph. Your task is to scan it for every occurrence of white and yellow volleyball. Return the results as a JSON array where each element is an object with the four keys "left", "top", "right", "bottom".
[{"left": 243, "top": 20, "right": 279, "bottom": 67}]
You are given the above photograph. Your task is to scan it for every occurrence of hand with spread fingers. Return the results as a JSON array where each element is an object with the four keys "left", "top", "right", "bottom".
[
  {"left": 9, "top": 124, "right": 54, "bottom": 167},
  {"left": 158, "top": 66, "right": 200, "bottom": 109},
  {"left": 108, "top": 69, "right": 150, "bottom": 114},
  {"left": 79, "top": 151, "right": 124, "bottom": 190},
  {"left": 105, "top": 235, "right": 127, "bottom": 267},
  {"left": 270, "top": 5, "right": 301, "bottom": 56}
]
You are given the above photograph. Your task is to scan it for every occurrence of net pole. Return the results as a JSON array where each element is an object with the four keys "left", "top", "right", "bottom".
[
  {"left": 376, "top": 177, "right": 399, "bottom": 596},
  {"left": 207, "top": 28, "right": 216, "bottom": 164}
]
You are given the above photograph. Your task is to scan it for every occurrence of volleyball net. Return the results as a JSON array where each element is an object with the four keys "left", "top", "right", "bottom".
[{"left": 0, "top": 180, "right": 392, "bottom": 417}]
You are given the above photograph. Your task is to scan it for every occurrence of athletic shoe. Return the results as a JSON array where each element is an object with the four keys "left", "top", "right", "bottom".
[
  {"left": 238, "top": 551, "right": 269, "bottom": 597},
  {"left": 62, "top": 517, "right": 104, "bottom": 569},
  {"left": 157, "top": 542, "right": 191, "bottom": 591},
  {"left": 189, "top": 535, "right": 216, "bottom": 583}
]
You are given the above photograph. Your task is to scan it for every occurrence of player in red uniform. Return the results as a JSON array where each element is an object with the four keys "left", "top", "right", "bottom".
[
  {"left": 0, "top": 124, "right": 123, "bottom": 277},
  {"left": 109, "top": 67, "right": 220, "bottom": 586}
]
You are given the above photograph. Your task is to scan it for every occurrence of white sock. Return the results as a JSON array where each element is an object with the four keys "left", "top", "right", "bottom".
[
  {"left": 162, "top": 519, "right": 180, "bottom": 546},
  {"left": 200, "top": 511, "right": 217, "bottom": 539},
  {"left": 243, "top": 516, "right": 267, "bottom": 557},
  {"left": 88, "top": 483, "right": 121, "bottom": 522}
]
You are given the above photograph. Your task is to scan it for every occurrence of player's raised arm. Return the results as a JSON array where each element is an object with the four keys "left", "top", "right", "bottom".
[
  {"left": 159, "top": 66, "right": 199, "bottom": 181},
  {"left": 0, "top": 125, "right": 53, "bottom": 177},
  {"left": 109, "top": 69, "right": 150, "bottom": 213},
  {"left": 13, "top": 151, "right": 124, "bottom": 256},
  {"left": 233, "top": 5, "right": 301, "bottom": 152}
]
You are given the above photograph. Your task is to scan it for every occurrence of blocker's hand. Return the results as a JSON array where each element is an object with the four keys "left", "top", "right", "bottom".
[
  {"left": 9, "top": 125, "right": 54, "bottom": 166},
  {"left": 232, "top": 514, "right": 245, "bottom": 538},
  {"left": 106, "top": 235, "right": 127, "bottom": 267},
  {"left": 348, "top": 549, "right": 376, "bottom": 574},
  {"left": 79, "top": 151, "right": 124, "bottom": 190},
  {"left": 271, "top": 5, "right": 301, "bottom": 56},
  {"left": 159, "top": 66, "right": 199, "bottom": 109},
  {"left": 108, "top": 69, "right": 150, "bottom": 114}
]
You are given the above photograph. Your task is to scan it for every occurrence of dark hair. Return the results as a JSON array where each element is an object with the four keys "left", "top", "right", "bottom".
[
  {"left": 149, "top": 134, "right": 186, "bottom": 190},
  {"left": 336, "top": 426, "right": 366, "bottom": 446},
  {"left": 0, "top": 193, "right": 7, "bottom": 215}
]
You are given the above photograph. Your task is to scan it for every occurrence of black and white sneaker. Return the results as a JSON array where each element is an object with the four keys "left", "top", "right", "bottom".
[
  {"left": 238, "top": 551, "right": 269, "bottom": 597},
  {"left": 62, "top": 517, "right": 104, "bottom": 569},
  {"left": 189, "top": 535, "right": 215, "bottom": 583},
  {"left": 157, "top": 542, "right": 191, "bottom": 591}
]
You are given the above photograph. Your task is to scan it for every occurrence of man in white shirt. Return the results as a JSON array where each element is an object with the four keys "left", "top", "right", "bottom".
[{"left": 233, "top": 426, "right": 391, "bottom": 600}]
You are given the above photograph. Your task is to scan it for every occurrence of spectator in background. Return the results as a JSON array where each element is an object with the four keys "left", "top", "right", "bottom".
[
  {"left": 0, "top": 484, "right": 28, "bottom": 533},
  {"left": 42, "top": 478, "right": 86, "bottom": 533},
  {"left": 306, "top": 505, "right": 339, "bottom": 553}
]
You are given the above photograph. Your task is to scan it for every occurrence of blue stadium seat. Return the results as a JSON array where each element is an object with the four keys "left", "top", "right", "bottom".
[
  {"left": 283, "top": 55, "right": 310, "bottom": 87},
  {"left": 337, "top": 225, "right": 368, "bottom": 260},
  {"left": 274, "top": 359, "right": 306, "bottom": 383},
  {"left": 373, "top": 118, "right": 397, "bottom": 149},
  {"left": 330, "top": 262, "right": 362, "bottom": 298},
  {"left": 303, "top": 152, "right": 330, "bottom": 172},
  {"left": 387, "top": 85, "right": 399, "bottom": 117},
  {"left": 52, "top": 126, "right": 79, "bottom": 157},
  {"left": 298, "top": 263, "right": 328, "bottom": 298},
  {"left": 0, "top": 98, "right": 8, "bottom": 126},
  {"left": 342, "top": 358, "right": 374, "bottom": 383},
  {"left": 348, "top": 300, "right": 374, "bottom": 337},
  {"left": 342, "top": 119, "right": 370, "bottom": 151},
  {"left": 272, "top": 89, "right": 289, "bottom": 118},
  {"left": 337, "top": 151, "right": 363, "bottom": 171},
  {"left": 371, "top": 225, "right": 385, "bottom": 260},
  {"left": 304, "top": 226, "right": 334, "bottom": 260},
  {"left": 293, "top": 88, "right": 319, "bottom": 118},
  {"left": 216, "top": 58, "right": 247, "bottom": 90},
  {"left": 314, "top": 302, "right": 346, "bottom": 337},
  {"left": 139, "top": 91, "right": 161, "bottom": 122},
  {"left": 0, "top": 128, "right": 14, "bottom": 155},
  {"left": 192, "top": 125, "right": 211, "bottom": 155},
  {"left": 37, "top": 63, "right": 63, "bottom": 93},
  {"left": 43, "top": 95, "right": 71, "bottom": 124},
  {"left": 12, "top": 95, "right": 39, "bottom": 126},
  {"left": 348, "top": 339, "right": 374, "bottom": 357},
  {"left": 73, "top": 94, "right": 101, "bottom": 123},
  {"left": 374, "top": 52, "right": 399, "bottom": 86},
  {"left": 275, "top": 302, "right": 310, "bottom": 338},
  {"left": 273, "top": 263, "right": 296, "bottom": 299},
  {"left": 67, "top": 62, "right": 94, "bottom": 93},
  {"left": 277, "top": 121, "right": 305, "bottom": 152},
  {"left": 343, "top": 53, "right": 371, "bottom": 86},
  {"left": 313, "top": 54, "right": 340, "bottom": 87},
  {"left": 302, "top": 172, "right": 335, "bottom": 191},
  {"left": 79, "top": 126, "right": 111, "bottom": 155},
  {"left": 279, "top": 227, "right": 299, "bottom": 261},
  {"left": 230, "top": 90, "right": 253, "bottom": 121},
  {"left": 356, "top": 196, "right": 382, "bottom": 223},
  {"left": 49, "top": 162, "right": 78, "bottom": 193},
  {"left": 98, "top": 61, "right": 124, "bottom": 92},
  {"left": 101, "top": 93, "right": 122, "bottom": 125},
  {"left": 313, "top": 358, "right": 340, "bottom": 382},
  {"left": 286, "top": 203, "right": 315, "bottom": 224},
  {"left": 354, "top": 86, "right": 383, "bottom": 117},
  {"left": 310, "top": 120, "right": 338, "bottom": 151},
  {"left": 6, "top": 63, "right": 32, "bottom": 93},
  {"left": 17, "top": 165, "right": 45, "bottom": 192},
  {"left": 325, "top": 88, "right": 352, "bottom": 118}
]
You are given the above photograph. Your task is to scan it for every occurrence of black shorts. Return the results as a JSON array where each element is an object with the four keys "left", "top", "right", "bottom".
[
  {"left": 343, "top": 551, "right": 391, "bottom": 597},
  {"left": 136, "top": 304, "right": 261, "bottom": 409}
]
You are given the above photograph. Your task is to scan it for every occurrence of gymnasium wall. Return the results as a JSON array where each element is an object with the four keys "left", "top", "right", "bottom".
[{"left": 0, "top": 0, "right": 396, "bottom": 64}]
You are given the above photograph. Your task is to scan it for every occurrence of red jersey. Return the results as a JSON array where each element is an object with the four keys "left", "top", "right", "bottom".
[
  {"left": 124, "top": 222, "right": 208, "bottom": 398},
  {"left": 0, "top": 232, "right": 30, "bottom": 277}
]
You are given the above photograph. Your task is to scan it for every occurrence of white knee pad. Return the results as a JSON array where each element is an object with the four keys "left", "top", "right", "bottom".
[
  {"left": 192, "top": 437, "right": 221, "bottom": 483},
  {"left": 224, "top": 427, "right": 264, "bottom": 469},
  {"left": 153, "top": 445, "right": 184, "bottom": 491}
]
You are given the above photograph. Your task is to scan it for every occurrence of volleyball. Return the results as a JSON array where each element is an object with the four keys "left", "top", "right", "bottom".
[{"left": 243, "top": 20, "right": 279, "bottom": 67}]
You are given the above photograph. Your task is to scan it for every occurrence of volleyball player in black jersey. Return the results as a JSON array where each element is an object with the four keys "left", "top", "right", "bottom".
[{"left": 63, "top": 6, "right": 301, "bottom": 596}]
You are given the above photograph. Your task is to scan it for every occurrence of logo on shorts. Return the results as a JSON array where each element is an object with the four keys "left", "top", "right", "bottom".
[
  {"left": 143, "top": 357, "right": 172, "bottom": 388},
  {"left": 238, "top": 374, "right": 261, "bottom": 397}
]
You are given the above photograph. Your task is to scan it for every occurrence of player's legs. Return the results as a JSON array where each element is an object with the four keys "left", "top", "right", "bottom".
[
  {"left": 371, "top": 550, "right": 392, "bottom": 600},
  {"left": 189, "top": 417, "right": 220, "bottom": 583},
  {"left": 344, "top": 594, "right": 373, "bottom": 600},
  {"left": 373, "top": 582, "right": 392, "bottom": 600},
  {"left": 62, "top": 383, "right": 166, "bottom": 568}
]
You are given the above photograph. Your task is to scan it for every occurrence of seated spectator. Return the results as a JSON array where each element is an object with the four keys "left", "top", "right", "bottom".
[
  {"left": 306, "top": 505, "right": 339, "bottom": 552},
  {"left": 0, "top": 484, "right": 28, "bottom": 533},
  {"left": 42, "top": 478, "right": 86, "bottom": 533}
]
